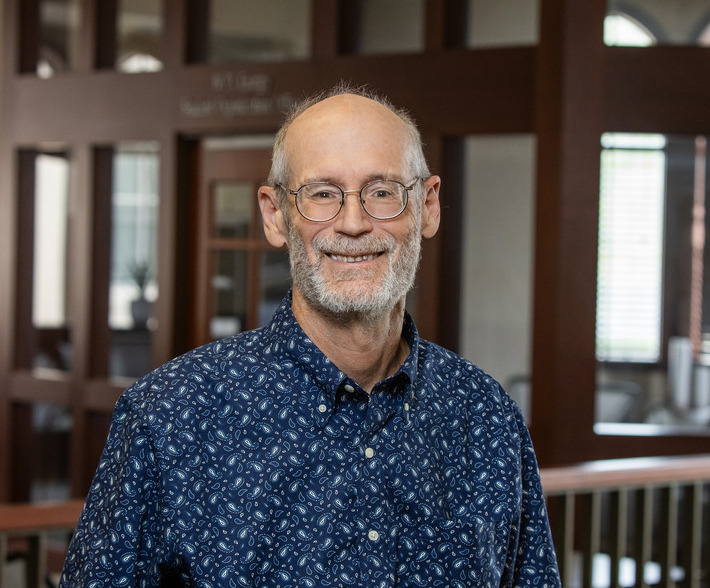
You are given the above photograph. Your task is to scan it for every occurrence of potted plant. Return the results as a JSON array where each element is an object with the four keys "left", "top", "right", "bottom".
[{"left": 129, "top": 260, "right": 152, "bottom": 328}]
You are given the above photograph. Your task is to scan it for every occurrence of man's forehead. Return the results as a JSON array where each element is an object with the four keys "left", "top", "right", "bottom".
[{"left": 288, "top": 93, "right": 404, "bottom": 136}]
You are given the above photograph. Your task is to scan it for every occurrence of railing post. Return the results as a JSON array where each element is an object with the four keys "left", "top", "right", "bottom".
[
  {"left": 609, "top": 488, "right": 629, "bottom": 588},
  {"left": 679, "top": 482, "right": 704, "bottom": 588},
  {"left": 549, "top": 492, "right": 577, "bottom": 586},
  {"left": 658, "top": 484, "right": 680, "bottom": 587},
  {"left": 0, "top": 534, "right": 8, "bottom": 587},
  {"left": 581, "top": 490, "right": 602, "bottom": 588},
  {"left": 633, "top": 486, "right": 655, "bottom": 588},
  {"left": 24, "top": 533, "right": 48, "bottom": 588}
]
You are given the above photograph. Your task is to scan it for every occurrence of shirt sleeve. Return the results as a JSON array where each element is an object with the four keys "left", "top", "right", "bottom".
[
  {"left": 59, "top": 393, "right": 164, "bottom": 588},
  {"left": 506, "top": 404, "right": 562, "bottom": 587}
]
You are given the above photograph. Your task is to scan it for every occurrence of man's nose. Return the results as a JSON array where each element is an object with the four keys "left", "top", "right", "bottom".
[{"left": 334, "top": 191, "right": 373, "bottom": 234}]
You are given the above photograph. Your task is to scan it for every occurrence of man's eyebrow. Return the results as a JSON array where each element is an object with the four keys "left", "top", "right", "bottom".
[{"left": 299, "top": 174, "right": 401, "bottom": 185}]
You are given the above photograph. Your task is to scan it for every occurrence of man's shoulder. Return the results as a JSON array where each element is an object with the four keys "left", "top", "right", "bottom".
[
  {"left": 417, "top": 337, "right": 492, "bottom": 383},
  {"left": 416, "top": 338, "right": 513, "bottom": 405},
  {"left": 121, "top": 327, "right": 279, "bottom": 410}
]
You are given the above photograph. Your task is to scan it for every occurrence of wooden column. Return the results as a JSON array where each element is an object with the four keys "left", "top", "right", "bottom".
[{"left": 531, "top": 0, "right": 606, "bottom": 465}]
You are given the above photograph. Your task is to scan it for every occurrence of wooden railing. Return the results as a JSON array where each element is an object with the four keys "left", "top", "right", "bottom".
[
  {"left": 541, "top": 454, "right": 710, "bottom": 588},
  {"left": 0, "top": 499, "right": 83, "bottom": 588}
]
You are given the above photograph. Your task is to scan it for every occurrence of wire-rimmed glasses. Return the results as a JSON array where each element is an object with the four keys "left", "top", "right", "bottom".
[{"left": 277, "top": 179, "right": 420, "bottom": 222}]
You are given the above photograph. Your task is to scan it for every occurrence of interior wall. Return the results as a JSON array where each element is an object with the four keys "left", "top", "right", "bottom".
[{"left": 460, "top": 135, "right": 536, "bottom": 399}]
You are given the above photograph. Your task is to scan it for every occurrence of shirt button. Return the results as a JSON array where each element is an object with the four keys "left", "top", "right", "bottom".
[
  {"left": 344, "top": 384, "right": 355, "bottom": 393},
  {"left": 317, "top": 404, "right": 327, "bottom": 413},
  {"left": 403, "top": 402, "right": 410, "bottom": 411},
  {"left": 368, "top": 530, "right": 380, "bottom": 541},
  {"left": 365, "top": 447, "right": 375, "bottom": 458}
]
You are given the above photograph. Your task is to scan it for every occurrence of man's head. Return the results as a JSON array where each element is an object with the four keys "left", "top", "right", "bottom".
[{"left": 258, "top": 84, "right": 441, "bottom": 321}]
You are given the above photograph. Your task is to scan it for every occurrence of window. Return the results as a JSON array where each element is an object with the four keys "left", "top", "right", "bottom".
[
  {"left": 606, "top": 1, "right": 710, "bottom": 47},
  {"left": 604, "top": 12, "right": 655, "bottom": 46},
  {"left": 116, "top": 0, "right": 164, "bottom": 73},
  {"left": 596, "top": 134, "right": 710, "bottom": 431},
  {"left": 20, "top": 151, "right": 73, "bottom": 373},
  {"left": 596, "top": 134, "right": 666, "bottom": 363}
]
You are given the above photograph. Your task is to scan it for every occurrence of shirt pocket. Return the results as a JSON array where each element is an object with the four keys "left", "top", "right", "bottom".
[{"left": 396, "top": 514, "right": 513, "bottom": 587}]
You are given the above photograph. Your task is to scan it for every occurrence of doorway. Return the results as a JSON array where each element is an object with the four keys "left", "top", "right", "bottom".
[{"left": 191, "top": 136, "right": 291, "bottom": 348}]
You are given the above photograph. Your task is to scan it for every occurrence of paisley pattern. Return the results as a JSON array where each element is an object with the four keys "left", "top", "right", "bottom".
[{"left": 60, "top": 292, "right": 560, "bottom": 587}]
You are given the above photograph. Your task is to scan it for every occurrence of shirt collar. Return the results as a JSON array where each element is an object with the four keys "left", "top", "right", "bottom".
[{"left": 264, "top": 291, "right": 420, "bottom": 427}]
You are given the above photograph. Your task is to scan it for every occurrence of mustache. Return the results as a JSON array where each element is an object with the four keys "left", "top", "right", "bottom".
[{"left": 310, "top": 233, "right": 397, "bottom": 256}]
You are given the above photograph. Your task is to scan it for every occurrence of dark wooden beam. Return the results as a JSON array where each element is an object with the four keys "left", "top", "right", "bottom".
[{"left": 532, "top": 0, "right": 606, "bottom": 465}]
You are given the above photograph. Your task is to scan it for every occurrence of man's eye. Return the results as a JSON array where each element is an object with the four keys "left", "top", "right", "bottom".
[{"left": 312, "top": 191, "right": 339, "bottom": 200}]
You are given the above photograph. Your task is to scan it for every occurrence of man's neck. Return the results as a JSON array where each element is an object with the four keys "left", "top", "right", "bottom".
[{"left": 291, "top": 289, "right": 409, "bottom": 394}]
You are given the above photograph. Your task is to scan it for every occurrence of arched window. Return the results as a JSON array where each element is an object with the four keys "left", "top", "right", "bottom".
[
  {"left": 604, "top": 11, "right": 656, "bottom": 46},
  {"left": 698, "top": 20, "right": 710, "bottom": 46}
]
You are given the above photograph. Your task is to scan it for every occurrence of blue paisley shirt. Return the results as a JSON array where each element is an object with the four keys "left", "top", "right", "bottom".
[{"left": 60, "top": 293, "right": 560, "bottom": 587}]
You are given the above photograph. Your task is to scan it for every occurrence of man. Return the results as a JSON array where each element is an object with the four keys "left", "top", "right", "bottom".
[{"left": 60, "top": 85, "right": 561, "bottom": 587}]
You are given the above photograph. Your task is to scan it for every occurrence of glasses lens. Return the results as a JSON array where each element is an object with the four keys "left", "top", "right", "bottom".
[
  {"left": 361, "top": 180, "right": 406, "bottom": 219},
  {"left": 297, "top": 183, "right": 343, "bottom": 221}
]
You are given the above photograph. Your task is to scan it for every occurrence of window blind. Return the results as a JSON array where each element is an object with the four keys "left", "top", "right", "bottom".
[{"left": 596, "top": 135, "right": 666, "bottom": 362}]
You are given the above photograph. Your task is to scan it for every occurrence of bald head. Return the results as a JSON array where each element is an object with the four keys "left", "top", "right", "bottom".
[
  {"left": 268, "top": 85, "right": 430, "bottom": 199},
  {"left": 284, "top": 94, "right": 411, "bottom": 189}
]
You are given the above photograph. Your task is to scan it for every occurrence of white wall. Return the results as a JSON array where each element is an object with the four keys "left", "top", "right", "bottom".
[{"left": 460, "top": 136, "right": 536, "bottom": 398}]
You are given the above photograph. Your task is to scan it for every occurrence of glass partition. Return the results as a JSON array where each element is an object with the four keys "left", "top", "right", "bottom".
[
  {"left": 346, "top": 0, "right": 425, "bottom": 55},
  {"left": 35, "top": 0, "right": 82, "bottom": 77},
  {"left": 208, "top": 0, "right": 311, "bottom": 63},
  {"left": 460, "top": 135, "right": 536, "bottom": 422},
  {"left": 596, "top": 134, "right": 710, "bottom": 434},
  {"left": 108, "top": 143, "right": 160, "bottom": 379},
  {"left": 465, "top": 0, "right": 539, "bottom": 48}
]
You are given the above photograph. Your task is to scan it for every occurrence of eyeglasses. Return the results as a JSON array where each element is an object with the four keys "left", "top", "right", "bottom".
[{"left": 277, "top": 179, "right": 420, "bottom": 222}]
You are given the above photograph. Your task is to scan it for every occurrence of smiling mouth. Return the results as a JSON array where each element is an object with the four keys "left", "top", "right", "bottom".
[{"left": 327, "top": 252, "right": 382, "bottom": 263}]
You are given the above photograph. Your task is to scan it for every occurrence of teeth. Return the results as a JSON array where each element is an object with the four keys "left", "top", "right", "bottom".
[{"left": 330, "top": 253, "right": 378, "bottom": 263}]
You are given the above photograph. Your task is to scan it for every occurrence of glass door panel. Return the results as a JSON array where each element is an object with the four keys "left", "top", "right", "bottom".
[
  {"left": 260, "top": 250, "right": 291, "bottom": 326},
  {"left": 210, "top": 250, "right": 248, "bottom": 339},
  {"left": 213, "top": 181, "right": 252, "bottom": 239},
  {"left": 30, "top": 152, "right": 72, "bottom": 373},
  {"left": 108, "top": 143, "right": 160, "bottom": 380},
  {"left": 35, "top": 0, "right": 83, "bottom": 77}
]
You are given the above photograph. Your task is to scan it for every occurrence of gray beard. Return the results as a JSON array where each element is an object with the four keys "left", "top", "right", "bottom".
[{"left": 286, "top": 221, "right": 422, "bottom": 321}]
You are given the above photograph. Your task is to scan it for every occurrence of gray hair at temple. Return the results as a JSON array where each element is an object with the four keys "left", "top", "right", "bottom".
[{"left": 268, "top": 82, "right": 431, "bottom": 205}]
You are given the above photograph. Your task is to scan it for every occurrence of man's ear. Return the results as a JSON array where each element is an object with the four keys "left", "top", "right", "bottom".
[
  {"left": 258, "top": 186, "right": 288, "bottom": 248},
  {"left": 420, "top": 175, "right": 441, "bottom": 239}
]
